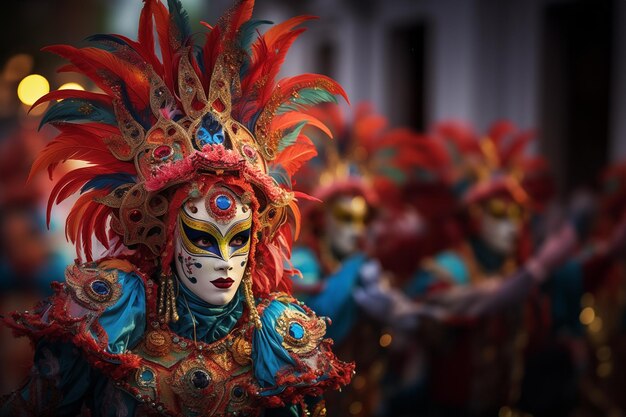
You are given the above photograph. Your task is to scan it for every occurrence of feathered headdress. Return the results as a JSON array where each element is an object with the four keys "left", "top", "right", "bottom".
[
  {"left": 430, "top": 120, "right": 554, "bottom": 211},
  {"left": 31, "top": 0, "right": 347, "bottom": 298},
  {"left": 293, "top": 102, "right": 426, "bottom": 204}
]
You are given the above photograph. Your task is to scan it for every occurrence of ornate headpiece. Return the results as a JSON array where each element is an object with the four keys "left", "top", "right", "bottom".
[
  {"left": 293, "top": 102, "right": 419, "bottom": 204},
  {"left": 31, "top": 0, "right": 346, "bottom": 298}
]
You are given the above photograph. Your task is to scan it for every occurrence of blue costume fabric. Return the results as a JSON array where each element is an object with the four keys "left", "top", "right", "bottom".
[{"left": 294, "top": 253, "right": 367, "bottom": 344}]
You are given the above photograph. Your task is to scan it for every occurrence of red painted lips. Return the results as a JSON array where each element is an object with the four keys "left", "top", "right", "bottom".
[{"left": 210, "top": 277, "right": 234, "bottom": 289}]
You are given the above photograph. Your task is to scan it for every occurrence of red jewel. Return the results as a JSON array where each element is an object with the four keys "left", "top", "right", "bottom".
[
  {"left": 129, "top": 209, "right": 143, "bottom": 222},
  {"left": 153, "top": 145, "right": 173, "bottom": 160},
  {"left": 242, "top": 145, "right": 257, "bottom": 159},
  {"left": 212, "top": 98, "right": 226, "bottom": 112}
]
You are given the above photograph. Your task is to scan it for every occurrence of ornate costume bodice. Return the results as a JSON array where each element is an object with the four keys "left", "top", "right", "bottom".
[
  {"left": 5, "top": 261, "right": 354, "bottom": 417},
  {"left": 122, "top": 320, "right": 257, "bottom": 416}
]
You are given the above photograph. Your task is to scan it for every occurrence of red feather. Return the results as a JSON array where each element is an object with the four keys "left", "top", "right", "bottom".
[
  {"left": 46, "top": 165, "right": 134, "bottom": 227},
  {"left": 500, "top": 130, "right": 535, "bottom": 167},
  {"left": 200, "top": 24, "right": 222, "bottom": 87},
  {"left": 93, "top": 204, "right": 112, "bottom": 250},
  {"left": 223, "top": 0, "right": 255, "bottom": 43},
  {"left": 138, "top": 0, "right": 162, "bottom": 73},
  {"left": 66, "top": 190, "right": 106, "bottom": 257},
  {"left": 44, "top": 45, "right": 150, "bottom": 111},
  {"left": 30, "top": 124, "right": 129, "bottom": 180},
  {"left": 152, "top": 0, "right": 176, "bottom": 91},
  {"left": 487, "top": 120, "right": 516, "bottom": 147},
  {"left": 272, "top": 136, "right": 318, "bottom": 177},
  {"left": 303, "top": 104, "right": 346, "bottom": 140}
]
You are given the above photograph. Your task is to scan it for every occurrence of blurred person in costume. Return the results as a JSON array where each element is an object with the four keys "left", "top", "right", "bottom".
[
  {"left": 0, "top": 1, "right": 356, "bottom": 416},
  {"left": 566, "top": 162, "right": 626, "bottom": 417},
  {"left": 290, "top": 103, "right": 431, "bottom": 417},
  {"left": 376, "top": 121, "right": 626, "bottom": 417},
  {"left": 369, "top": 121, "right": 584, "bottom": 417}
]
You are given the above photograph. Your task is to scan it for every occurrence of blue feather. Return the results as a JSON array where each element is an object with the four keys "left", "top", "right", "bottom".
[
  {"left": 168, "top": 0, "right": 191, "bottom": 42},
  {"left": 119, "top": 84, "right": 151, "bottom": 130},
  {"left": 238, "top": 20, "right": 272, "bottom": 76},
  {"left": 40, "top": 99, "right": 117, "bottom": 129},
  {"left": 276, "top": 88, "right": 338, "bottom": 114},
  {"left": 277, "top": 121, "right": 307, "bottom": 152},
  {"left": 81, "top": 174, "right": 136, "bottom": 193},
  {"left": 269, "top": 165, "right": 292, "bottom": 190},
  {"left": 85, "top": 34, "right": 131, "bottom": 52}
]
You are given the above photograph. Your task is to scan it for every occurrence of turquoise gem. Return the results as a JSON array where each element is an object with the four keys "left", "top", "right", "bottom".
[
  {"left": 288, "top": 322, "right": 305, "bottom": 340},
  {"left": 216, "top": 195, "right": 232, "bottom": 210},
  {"left": 140, "top": 369, "right": 154, "bottom": 382}
]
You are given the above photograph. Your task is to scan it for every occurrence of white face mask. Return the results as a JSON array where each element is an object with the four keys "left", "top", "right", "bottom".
[
  {"left": 325, "top": 195, "right": 368, "bottom": 259},
  {"left": 480, "top": 212, "right": 520, "bottom": 256},
  {"left": 174, "top": 185, "right": 252, "bottom": 305}
]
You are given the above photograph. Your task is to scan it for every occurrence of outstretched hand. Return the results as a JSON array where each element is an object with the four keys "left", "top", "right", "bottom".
[{"left": 526, "top": 223, "right": 578, "bottom": 283}]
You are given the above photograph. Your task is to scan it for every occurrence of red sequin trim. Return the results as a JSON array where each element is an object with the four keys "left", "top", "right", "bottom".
[{"left": 206, "top": 187, "right": 237, "bottom": 223}]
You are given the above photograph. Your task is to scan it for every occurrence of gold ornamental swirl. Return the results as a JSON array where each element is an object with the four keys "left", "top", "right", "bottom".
[
  {"left": 275, "top": 308, "right": 326, "bottom": 355},
  {"left": 65, "top": 263, "right": 122, "bottom": 310},
  {"left": 143, "top": 330, "right": 172, "bottom": 357}
]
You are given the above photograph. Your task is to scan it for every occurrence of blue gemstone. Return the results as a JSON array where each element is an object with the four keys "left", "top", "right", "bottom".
[
  {"left": 233, "top": 386, "right": 244, "bottom": 398},
  {"left": 288, "top": 322, "right": 305, "bottom": 340},
  {"left": 140, "top": 369, "right": 154, "bottom": 382},
  {"left": 216, "top": 195, "right": 232, "bottom": 210},
  {"left": 91, "top": 280, "right": 110, "bottom": 296},
  {"left": 191, "top": 370, "right": 210, "bottom": 389}
]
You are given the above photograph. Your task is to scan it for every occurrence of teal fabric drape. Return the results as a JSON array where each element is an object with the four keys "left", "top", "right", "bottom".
[
  {"left": 97, "top": 270, "right": 146, "bottom": 354},
  {"left": 169, "top": 278, "right": 244, "bottom": 344}
]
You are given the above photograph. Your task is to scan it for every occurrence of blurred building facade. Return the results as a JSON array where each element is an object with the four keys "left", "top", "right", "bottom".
[
  {"left": 246, "top": 0, "right": 622, "bottom": 195},
  {"left": 1, "top": 0, "right": 622, "bottom": 194}
]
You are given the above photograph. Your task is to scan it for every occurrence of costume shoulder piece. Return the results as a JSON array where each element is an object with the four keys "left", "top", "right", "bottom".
[
  {"left": 6, "top": 259, "right": 148, "bottom": 378},
  {"left": 252, "top": 293, "right": 355, "bottom": 407}
]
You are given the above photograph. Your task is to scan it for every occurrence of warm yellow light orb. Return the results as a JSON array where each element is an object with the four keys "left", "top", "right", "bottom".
[
  {"left": 17, "top": 74, "right": 50, "bottom": 106},
  {"left": 58, "top": 82, "right": 85, "bottom": 91},
  {"left": 379, "top": 333, "right": 392, "bottom": 348}
]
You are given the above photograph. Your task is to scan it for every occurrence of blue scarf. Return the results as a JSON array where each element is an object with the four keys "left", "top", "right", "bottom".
[{"left": 169, "top": 278, "right": 244, "bottom": 344}]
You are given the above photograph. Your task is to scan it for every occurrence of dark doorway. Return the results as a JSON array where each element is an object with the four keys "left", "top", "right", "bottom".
[
  {"left": 540, "top": 0, "right": 613, "bottom": 193},
  {"left": 387, "top": 21, "right": 428, "bottom": 131},
  {"left": 315, "top": 40, "right": 337, "bottom": 79}
]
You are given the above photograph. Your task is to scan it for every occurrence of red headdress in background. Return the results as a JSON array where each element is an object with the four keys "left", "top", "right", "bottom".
[
  {"left": 431, "top": 120, "right": 554, "bottom": 211},
  {"left": 425, "top": 120, "right": 555, "bottom": 262}
]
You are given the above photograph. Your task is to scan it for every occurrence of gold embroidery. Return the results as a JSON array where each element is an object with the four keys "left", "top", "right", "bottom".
[
  {"left": 65, "top": 263, "right": 122, "bottom": 310},
  {"left": 312, "top": 400, "right": 328, "bottom": 417},
  {"left": 230, "top": 336, "right": 252, "bottom": 366},
  {"left": 144, "top": 330, "right": 172, "bottom": 357}
]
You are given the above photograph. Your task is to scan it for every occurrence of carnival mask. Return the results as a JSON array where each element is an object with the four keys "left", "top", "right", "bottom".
[
  {"left": 479, "top": 198, "right": 523, "bottom": 256},
  {"left": 326, "top": 195, "right": 368, "bottom": 260},
  {"left": 175, "top": 185, "right": 252, "bottom": 305}
]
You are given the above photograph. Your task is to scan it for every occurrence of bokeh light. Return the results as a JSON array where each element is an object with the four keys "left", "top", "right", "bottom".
[
  {"left": 58, "top": 82, "right": 85, "bottom": 91},
  {"left": 17, "top": 74, "right": 49, "bottom": 106}
]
